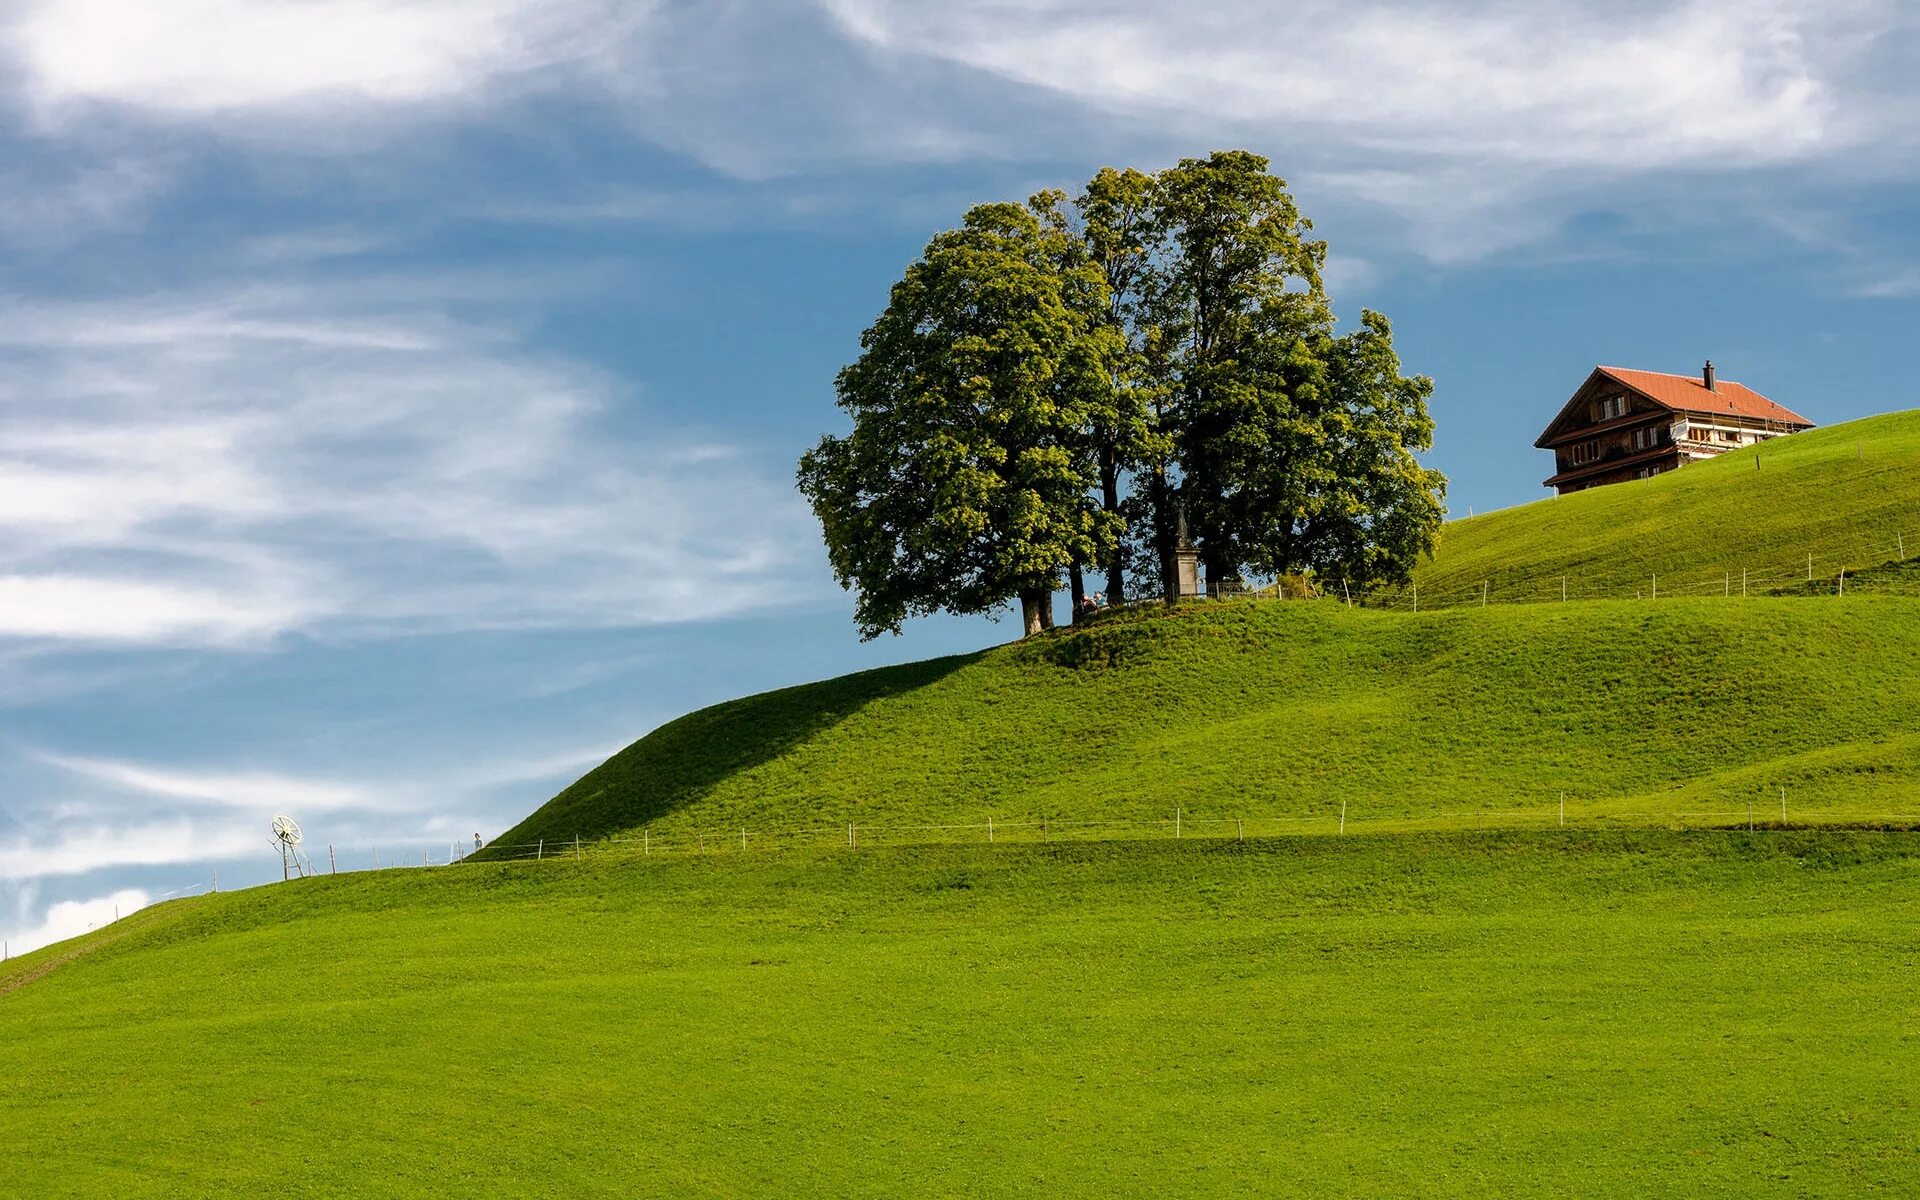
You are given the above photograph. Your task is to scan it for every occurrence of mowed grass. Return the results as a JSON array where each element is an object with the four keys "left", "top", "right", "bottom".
[
  {"left": 5, "top": 833, "right": 1920, "bottom": 1198},
  {"left": 1414, "top": 408, "right": 1920, "bottom": 605},
  {"left": 493, "top": 597, "right": 1920, "bottom": 853}
]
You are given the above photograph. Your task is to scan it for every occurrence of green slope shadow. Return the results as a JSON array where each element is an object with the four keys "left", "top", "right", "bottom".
[{"left": 479, "top": 650, "right": 986, "bottom": 855}]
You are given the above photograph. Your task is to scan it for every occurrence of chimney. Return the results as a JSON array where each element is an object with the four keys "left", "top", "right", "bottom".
[{"left": 1703, "top": 360, "right": 1716, "bottom": 392}]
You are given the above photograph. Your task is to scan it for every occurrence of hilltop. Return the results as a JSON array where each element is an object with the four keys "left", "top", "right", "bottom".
[
  {"left": 489, "top": 408, "right": 1920, "bottom": 856},
  {"left": 9, "top": 414, "right": 1920, "bottom": 1198},
  {"left": 1413, "top": 408, "right": 1920, "bottom": 605}
]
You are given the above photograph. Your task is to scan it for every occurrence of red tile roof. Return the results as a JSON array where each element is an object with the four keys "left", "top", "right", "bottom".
[{"left": 1597, "top": 366, "right": 1812, "bottom": 426}]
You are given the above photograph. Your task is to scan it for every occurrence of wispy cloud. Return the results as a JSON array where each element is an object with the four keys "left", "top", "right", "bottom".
[
  {"left": 5, "top": 0, "right": 1917, "bottom": 262},
  {"left": 0, "top": 280, "right": 818, "bottom": 650},
  {"left": 6, "top": 0, "right": 656, "bottom": 119},
  {"left": 32, "top": 753, "right": 373, "bottom": 812},
  {"left": 0, "top": 884, "right": 150, "bottom": 957}
]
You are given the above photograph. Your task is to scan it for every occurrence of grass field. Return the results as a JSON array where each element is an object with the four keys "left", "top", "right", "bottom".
[
  {"left": 1412, "top": 409, "right": 1920, "bottom": 605},
  {"left": 488, "top": 596, "right": 1920, "bottom": 854},
  {"left": 11, "top": 411, "right": 1920, "bottom": 1197},
  {"left": 483, "top": 409, "right": 1920, "bottom": 857},
  {"left": 5, "top": 833, "right": 1920, "bottom": 1198}
]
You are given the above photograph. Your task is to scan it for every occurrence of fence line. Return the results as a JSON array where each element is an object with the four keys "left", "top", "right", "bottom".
[
  {"left": 1351, "top": 523, "right": 1920, "bottom": 614},
  {"left": 449, "top": 801, "right": 1920, "bottom": 867}
]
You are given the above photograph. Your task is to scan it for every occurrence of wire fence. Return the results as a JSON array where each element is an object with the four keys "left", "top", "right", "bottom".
[
  {"left": 458, "top": 799, "right": 1920, "bottom": 866},
  {"left": 1356, "top": 523, "right": 1920, "bottom": 612}
]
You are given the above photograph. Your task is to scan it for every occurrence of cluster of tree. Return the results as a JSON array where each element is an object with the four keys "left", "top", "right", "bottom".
[{"left": 798, "top": 150, "right": 1447, "bottom": 640}]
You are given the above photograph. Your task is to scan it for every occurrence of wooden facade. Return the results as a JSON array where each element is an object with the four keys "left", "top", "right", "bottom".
[{"left": 1536, "top": 363, "right": 1813, "bottom": 495}]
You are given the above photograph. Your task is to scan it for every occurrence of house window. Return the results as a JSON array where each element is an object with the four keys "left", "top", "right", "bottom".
[
  {"left": 1593, "top": 394, "right": 1628, "bottom": 421},
  {"left": 1568, "top": 441, "right": 1598, "bottom": 465}
]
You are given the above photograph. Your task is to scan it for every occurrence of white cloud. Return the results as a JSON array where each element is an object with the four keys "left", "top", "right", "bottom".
[
  {"left": 7, "top": 0, "right": 654, "bottom": 117},
  {"left": 0, "top": 886, "right": 149, "bottom": 957},
  {"left": 0, "top": 281, "right": 819, "bottom": 649},
  {"left": 819, "top": 0, "right": 1886, "bottom": 172},
  {"left": 5, "top": 0, "right": 1915, "bottom": 262},
  {"left": 33, "top": 754, "right": 372, "bottom": 813},
  {"left": 0, "top": 817, "right": 255, "bottom": 880}
]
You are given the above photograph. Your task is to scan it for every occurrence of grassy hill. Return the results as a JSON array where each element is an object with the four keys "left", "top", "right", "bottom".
[
  {"left": 489, "top": 596, "right": 1920, "bottom": 854},
  {"left": 9, "top": 412, "right": 1920, "bottom": 1197},
  {"left": 7, "top": 833, "right": 1920, "bottom": 1197},
  {"left": 487, "top": 408, "right": 1920, "bottom": 858},
  {"left": 1412, "top": 408, "right": 1920, "bottom": 605}
]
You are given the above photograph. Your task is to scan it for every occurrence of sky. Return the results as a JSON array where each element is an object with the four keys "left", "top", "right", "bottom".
[{"left": 3, "top": 0, "right": 1917, "bottom": 954}]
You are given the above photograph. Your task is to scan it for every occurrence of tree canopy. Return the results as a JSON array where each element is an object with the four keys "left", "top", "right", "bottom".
[
  {"left": 800, "top": 151, "right": 1447, "bottom": 638},
  {"left": 797, "top": 200, "right": 1121, "bottom": 639}
]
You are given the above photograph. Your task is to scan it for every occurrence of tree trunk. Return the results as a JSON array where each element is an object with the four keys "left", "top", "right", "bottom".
[
  {"left": 1069, "top": 563, "right": 1086, "bottom": 623},
  {"left": 1203, "top": 546, "right": 1234, "bottom": 598},
  {"left": 1020, "top": 589, "right": 1047, "bottom": 637},
  {"left": 1152, "top": 469, "right": 1177, "bottom": 605},
  {"left": 1039, "top": 590, "right": 1056, "bottom": 629},
  {"left": 1100, "top": 448, "right": 1126, "bottom": 604}
]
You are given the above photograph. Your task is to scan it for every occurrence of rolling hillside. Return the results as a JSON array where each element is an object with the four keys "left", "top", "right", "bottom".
[
  {"left": 490, "top": 407, "right": 1920, "bottom": 857},
  {"left": 490, "top": 596, "right": 1920, "bottom": 854},
  {"left": 1413, "top": 408, "right": 1920, "bottom": 605},
  {"left": 9, "top": 413, "right": 1920, "bottom": 1198},
  {"left": 8, "top": 834, "right": 1920, "bottom": 1198}
]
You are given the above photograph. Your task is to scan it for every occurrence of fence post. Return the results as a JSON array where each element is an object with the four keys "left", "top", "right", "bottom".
[
  {"left": 1411, "top": 582, "right": 1418, "bottom": 613},
  {"left": 741, "top": 827, "right": 746, "bottom": 851},
  {"left": 644, "top": 827, "right": 649, "bottom": 856},
  {"left": 1808, "top": 553, "right": 1813, "bottom": 581},
  {"left": 1781, "top": 786, "right": 1787, "bottom": 822},
  {"left": 1723, "top": 571, "right": 1729, "bottom": 597},
  {"left": 1838, "top": 568, "right": 1846, "bottom": 597},
  {"left": 329, "top": 844, "right": 336, "bottom": 874},
  {"left": 1651, "top": 572, "right": 1657, "bottom": 599},
  {"left": 987, "top": 816, "right": 994, "bottom": 844},
  {"left": 537, "top": 839, "right": 543, "bottom": 862},
  {"left": 1559, "top": 792, "right": 1565, "bottom": 827},
  {"left": 848, "top": 822, "right": 855, "bottom": 849},
  {"left": 1175, "top": 807, "right": 1181, "bottom": 839},
  {"left": 1236, "top": 817, "right": 1244, "bottom": 841},
  {"left": 1339, "top": 800, "right": 1346, "bottom": 834},
  {"left": 1561, "top": 575, "right": 1567, "bottom": 602},
  {"left": 1481, "top": 580, "right": 1488, "bottom": 607}
]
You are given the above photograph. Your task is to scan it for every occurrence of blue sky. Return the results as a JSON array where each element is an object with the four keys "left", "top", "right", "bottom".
[{"left": 3, "top": 0, "right": 1917, "bottom": 952}]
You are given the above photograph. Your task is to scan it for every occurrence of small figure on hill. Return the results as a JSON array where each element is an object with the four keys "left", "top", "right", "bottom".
[
  {"left": 473, "top": 832, "right": 483, "bottom": 851},
  {"left": 1078, "top": 593, "right": 1098, "bottom": 617}
]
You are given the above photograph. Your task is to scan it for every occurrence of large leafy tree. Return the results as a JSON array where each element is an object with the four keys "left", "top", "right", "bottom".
[
  {"left": 1205, "top": 308, "right": 1446, "bottom": 588},
  {"left": 1134, "top": 150, "right": 1443, "bottom": 595},
  {"left": 797, "top": 200, "right": 1121, "bottom": 639},
  {"left": 1286, "top": 311, "right": 1447, "bottom": 586},
  {"left": 1142, "top": 149, "right": 1333, "bottom": 591},
  {"left": 1073, "top": 167, "right": 1164, "bottom": 604}
]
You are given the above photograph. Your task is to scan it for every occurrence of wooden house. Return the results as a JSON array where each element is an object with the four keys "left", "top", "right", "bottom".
[{"left": 1536, "top": 363, "right": 1813, "bottom": 495}]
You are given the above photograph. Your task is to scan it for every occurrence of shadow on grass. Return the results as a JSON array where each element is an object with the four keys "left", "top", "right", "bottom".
[{"left": 478, "top": 651, "right": 986, "bottom": 855}]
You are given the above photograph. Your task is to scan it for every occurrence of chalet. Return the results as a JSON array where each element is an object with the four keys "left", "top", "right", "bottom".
[{"left": 1536, "top": 363, "right": 1813, "bottom": 495}]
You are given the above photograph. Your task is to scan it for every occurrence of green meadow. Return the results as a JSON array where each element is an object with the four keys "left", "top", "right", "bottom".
[
  {"left": 7, "top": 834, "right": 1920, "bottom": 1198},
  {"left": 490, "top": 595, "right": 1920, "bottom": 855},
  {"left": 8, "top": 409, "right": 1920, "bottom": 1197},
  {"left": 1412, "top": 409, "right": 1920, "bottom": 606}
]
